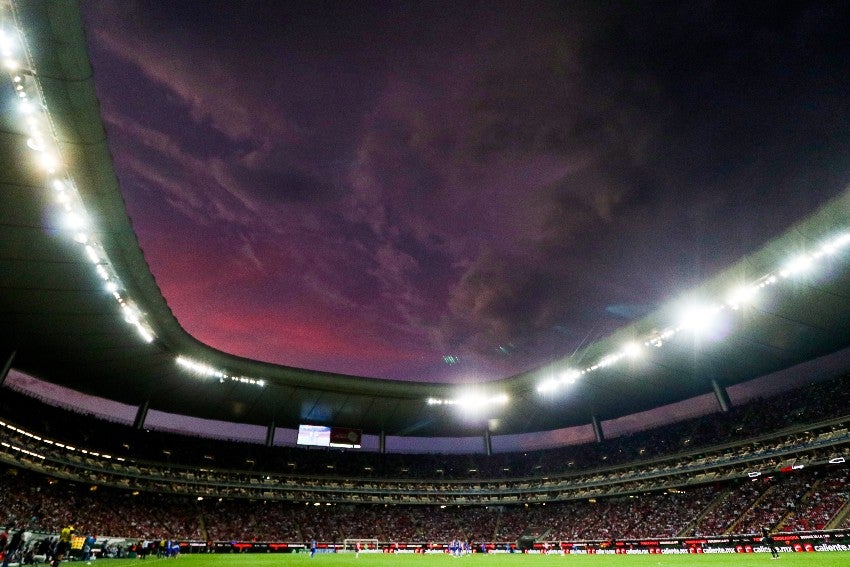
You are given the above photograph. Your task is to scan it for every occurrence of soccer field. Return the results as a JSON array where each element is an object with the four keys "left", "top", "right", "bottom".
[{"left": 92, "top": 552, "right": 850, "bottom": 567}]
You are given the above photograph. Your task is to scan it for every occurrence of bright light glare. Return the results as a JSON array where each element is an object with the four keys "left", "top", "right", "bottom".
[
  {"left": 64, "top": 212, "right": 86, "bottom": 230},
  {"left": 779, "top": 254, "right": 814, "bottom": 278},
  {"left": 727, "top": 285, "right": 758, "bottom": 309},
  {"left": 489, "top": 394, "right": 510, "bottom": 406},
  {"left": 84, "top": 244, "right": 100, "bottom": 264},
  {"left": 121, "top": 304, "right": 139, "bottom": 325},
  {"left": 176, "top": 356, "right": 221, "bottom": 378},
  {"left": 175, "top": 356, "right": 265, "bottom": 386},
  {"left": 678, "top": 304, "right": 721, "bottom": 333},
  {"left": 560, "top": 369, "right": 581, "bottom": 383},
  {"left": 0, "top": 29, "right": 15, "bottom": 53},
  {"left": 137, "top": 326, "right": 154, "bottom": 343},
  {"left": 26, "top": 137, "right": 45, "bottom": 151},
  {"left": 817, "top": 233, "right": 850, "bottom": 257},
  {"left": 428, "top": 391, "right": 509, "bottom": 409},
  {"left": 622, "top": 342, "right": 642, "bottom": 358},
  {"left": 38, "top": 152, "right": 57, "bottom": 171}
]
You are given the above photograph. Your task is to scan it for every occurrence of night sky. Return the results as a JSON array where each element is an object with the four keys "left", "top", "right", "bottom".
[{"left": 80, "top": 1, "right": 850, "bottom": 384}]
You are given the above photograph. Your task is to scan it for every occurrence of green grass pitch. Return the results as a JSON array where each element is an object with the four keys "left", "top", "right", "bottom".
[{"left": 92, "top": 551, "right": 850, "bottom": 566}]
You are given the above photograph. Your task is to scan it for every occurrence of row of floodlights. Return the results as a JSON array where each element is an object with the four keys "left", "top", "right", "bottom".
[
  {"left": 426, "top": 393, "right": 509, "bottom": 408},
  {"left": 4, "top": 13, "right": 263, "bottom": 390},
  {"left": 1, "top": 21, "right": 155, "bottom": 344},
  {"left": 537, "top": 232, "right": 850, "bottom": 395},
  {"left": 0, "top": 419, "right": 126, "bottom": 462},
  {"left": 176, "top": 356, "right": 266, "bottom": 387}
]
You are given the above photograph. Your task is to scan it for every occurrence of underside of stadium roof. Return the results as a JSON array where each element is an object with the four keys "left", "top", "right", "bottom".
[{"left": 2, "top": 1, "right": 850, "bottom": 438}]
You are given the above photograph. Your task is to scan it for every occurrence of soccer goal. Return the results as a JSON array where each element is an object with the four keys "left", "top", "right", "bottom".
[{"left": 343, "top": 539, "right": 380, "bottom": 553}]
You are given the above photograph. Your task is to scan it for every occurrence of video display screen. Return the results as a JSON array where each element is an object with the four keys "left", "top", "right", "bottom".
[{"left": 296, "top": 424, "right": 361, "bottom": 448}]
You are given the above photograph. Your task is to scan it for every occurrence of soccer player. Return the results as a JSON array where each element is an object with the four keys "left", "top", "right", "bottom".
[
  {"left": 761, "top": 528, "right": 779, "bottom": 559},
  {"left": 310, "top": 539, "right": 317, "bottom": 558},
  {"left": 52, "top": 525, "right": 74, "bottom": 567}
]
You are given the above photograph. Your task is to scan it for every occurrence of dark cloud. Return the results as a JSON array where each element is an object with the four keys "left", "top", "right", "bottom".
[{"left": 82, "top": 0, "right": 850, "bottom": 382}]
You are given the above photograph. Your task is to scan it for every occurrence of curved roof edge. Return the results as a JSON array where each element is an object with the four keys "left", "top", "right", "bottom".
[{"left": 3, "top": 0, "right": 850, "bottom": 436}]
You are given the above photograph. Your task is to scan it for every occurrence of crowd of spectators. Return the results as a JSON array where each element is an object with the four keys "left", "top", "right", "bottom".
[
  {"left": 734, "top": 474, "right": 809, "bottom": 534},
  {"left": 1, "top": 465, "right": 847, "bottom": 543},
  {"left": 693, "top": 481, "right": 765, "bottom": 535},
  {"left": 2, "top": 411, "right": 845, "bottom": 509},
  {"left": 0, "top": 373, "right": 848, "bottom": 544},
  {"left": 0, "top": 468, "right": 202, "bottom": 539},
  {"left": 783, "top": 470, "right": 850, "bottom": 532}
]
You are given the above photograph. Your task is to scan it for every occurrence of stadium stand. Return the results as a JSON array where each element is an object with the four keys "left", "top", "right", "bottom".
[{"left": 0, "top": 373, "right": 848, "bottom": 545}]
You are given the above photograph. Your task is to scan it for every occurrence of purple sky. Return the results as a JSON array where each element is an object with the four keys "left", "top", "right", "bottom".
[{"left": 79, "top": 1, "right": 850, "bottom": 383}]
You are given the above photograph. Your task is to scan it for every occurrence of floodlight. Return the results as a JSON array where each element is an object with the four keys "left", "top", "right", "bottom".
[
  {"left": 121, "top": 305, "right": 139, "bottom": 325},
  {"left": 726, "top": 285, "right": 758, "bottom": 310},
  {"left": 38, "top": 152, "right": 57, "bottom": 172},
  {"left": 560, "top": 369, "right": 581, "bottom": 384},
  {"left": 0, "top": 28, "right": 15, "bottom": 53},
  {"left": 137, "top": 326, "right": 154, "bottom": 343},
  {"left": 779, "top": 254, "right": 813, "bottom": 278},
  {"left": 622, "top": 342, "right": 642, "bottom": 358},
  {"left": 677, "top": 304, "right": 721, "bottom": 333},
  {"left": 597, "top": 352, "right": 623, "bottom": 368},
  {"left": 84, "top": 244, "right": 100, "bottom": 264},
  {"left": 63, "top": 211, "right": 86, "bottom": 230},
  {"left": 26, "top": 137, "right": 45, "bottom": 152}
]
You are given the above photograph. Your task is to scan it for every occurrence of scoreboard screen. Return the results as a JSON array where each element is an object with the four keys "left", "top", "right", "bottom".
[
  {"left": 297, "top": 425, "right": 361, "bottom": 448},
  {"left": 296, "top": 424, "right": 331, "bottom": 446}
]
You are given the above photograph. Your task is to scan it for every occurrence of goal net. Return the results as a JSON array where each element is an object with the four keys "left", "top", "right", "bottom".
[{"left": 343, "top": 539, "right": 380, "bottom": 553}]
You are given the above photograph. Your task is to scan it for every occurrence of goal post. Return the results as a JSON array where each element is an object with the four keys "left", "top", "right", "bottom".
[{"left": 343, "top": 538, "right": 379, "bottom": 553}]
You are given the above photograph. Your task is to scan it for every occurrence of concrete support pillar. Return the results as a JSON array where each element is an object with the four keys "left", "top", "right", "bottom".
[
  {"left": 266, "top": 421, "right": 276, "bottom": 447},
  {"left": 591, "top": 414, "right": 604, "bottom": 443},
  {"left": 380, "top": 431, "right": 386, "bottom": 454},
  {"left": 0, "top": 349, "right": 15, "bottom": 388},
  {"left": 484, "top": 429, "right": 492, "bottom": 456},
  {"left": 133, "top": 399, "right": 149, "bottom": 430},
  {"left": 712, "top": 379, "right": 731, "bottom": 412}
]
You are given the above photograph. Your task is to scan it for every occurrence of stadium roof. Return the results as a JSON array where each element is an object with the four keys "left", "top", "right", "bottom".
[{"left": 2, "top": 1, "right": 850, "bottom": 437}]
